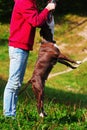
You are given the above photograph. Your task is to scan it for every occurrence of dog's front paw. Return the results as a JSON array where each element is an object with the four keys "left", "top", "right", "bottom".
[{"left": 76, "top": 61, "right": 82, "bottom": 65}]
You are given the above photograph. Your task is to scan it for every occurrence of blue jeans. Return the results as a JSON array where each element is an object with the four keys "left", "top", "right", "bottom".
[{"left": 3, "top": 47, "right": 29, "bottom": 117}]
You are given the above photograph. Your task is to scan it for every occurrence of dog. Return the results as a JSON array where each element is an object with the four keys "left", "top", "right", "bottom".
[{"left": 19, "top": 14, "right": 81, "bottom": 117}]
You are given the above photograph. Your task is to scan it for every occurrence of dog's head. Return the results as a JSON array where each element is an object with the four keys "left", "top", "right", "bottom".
[{"left": 40, "top": 14, "right": 56, "bottom": 43}]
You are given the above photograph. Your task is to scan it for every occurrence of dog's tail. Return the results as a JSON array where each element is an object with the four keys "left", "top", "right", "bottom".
[{"left": 18, "top": 80, "right": 31, "bottom": 95}]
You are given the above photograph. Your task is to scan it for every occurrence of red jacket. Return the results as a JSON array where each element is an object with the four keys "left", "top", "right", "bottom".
[{"left": 9, "top": 0, "right": 49, "bottom": 51}]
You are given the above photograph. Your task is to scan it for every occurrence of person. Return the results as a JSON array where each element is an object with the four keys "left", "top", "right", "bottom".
[{"left": 3, "top": 0, "right": 56, "bottom": 117}]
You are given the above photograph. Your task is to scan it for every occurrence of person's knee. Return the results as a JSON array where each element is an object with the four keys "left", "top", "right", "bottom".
[{"left": 6, "top": 78, "right": 21, "bottom": 92}]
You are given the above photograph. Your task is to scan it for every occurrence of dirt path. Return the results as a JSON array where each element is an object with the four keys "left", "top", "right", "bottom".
[{"left": 48, "top": 57, "right": 87, "bottom": 79}]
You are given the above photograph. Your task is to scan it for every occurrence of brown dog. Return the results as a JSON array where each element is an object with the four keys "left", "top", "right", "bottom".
[{"left": 19, "top": 15, "right": 81, "bottom": 117}]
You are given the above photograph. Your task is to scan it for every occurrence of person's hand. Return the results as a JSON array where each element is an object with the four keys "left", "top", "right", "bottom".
[{"left": 46, "top": 3, "right": 56, "bottom": 11}]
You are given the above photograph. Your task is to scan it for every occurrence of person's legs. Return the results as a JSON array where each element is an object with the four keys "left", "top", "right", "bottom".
[{"left": 3, "top": 47, "right": 29, "bottom": 117}]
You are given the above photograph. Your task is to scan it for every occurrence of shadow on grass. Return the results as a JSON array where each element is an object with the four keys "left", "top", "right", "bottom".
[
  {"left": 0, "top": 77, "right": 7, "bottom": 98},
  {"left": 18, "top": 83, "right": 87, "bottom": 109},
  {"left": 0, "top": 39, "right": 8, "bottom": 46},
  {"left": 0, "top": 77, "right": 6, "bottom": 111},
  {"left": 0, "top": 76, "right": 87, "bottom": 109},
  {"left": 45, "top": 86, "right": 87, "bottom": 108}
]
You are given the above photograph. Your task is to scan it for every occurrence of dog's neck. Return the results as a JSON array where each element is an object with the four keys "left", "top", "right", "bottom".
[
  {"left": 41, "top": 38, "right": 56, "bottom": 44},
  {"left": 40, "top": 14, "right": 56, "bottom": 44}
]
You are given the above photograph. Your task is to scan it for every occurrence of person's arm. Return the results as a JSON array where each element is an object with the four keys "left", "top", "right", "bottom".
[{"left": 21, "top": 0, "right": 56, "bottom": 27}]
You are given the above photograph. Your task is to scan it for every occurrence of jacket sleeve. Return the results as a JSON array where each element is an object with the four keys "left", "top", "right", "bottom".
[{"left": 20, "top": 0, "right": 49, "bottom": 27}]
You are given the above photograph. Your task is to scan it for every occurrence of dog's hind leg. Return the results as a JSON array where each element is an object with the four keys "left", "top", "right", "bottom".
[{"left": 32, "top": 77, "right": 47, "bottom": 117}]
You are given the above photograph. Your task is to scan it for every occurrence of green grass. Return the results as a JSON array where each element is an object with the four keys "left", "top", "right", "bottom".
[{"left": 0, "top": 14, "right": 87, "bottom": 129}]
